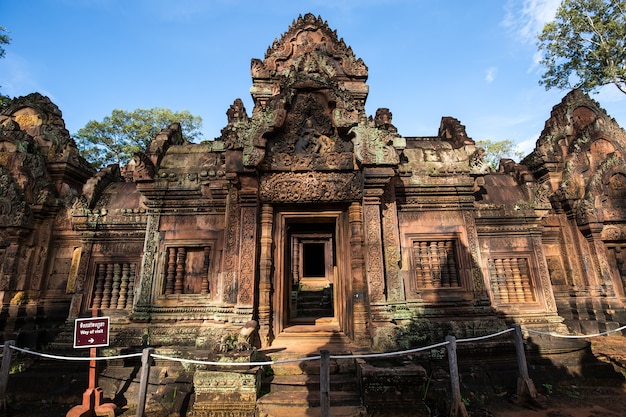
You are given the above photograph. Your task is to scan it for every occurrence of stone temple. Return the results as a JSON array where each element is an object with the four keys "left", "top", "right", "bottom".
[{"left": 1, "top": 13, "right": 625, "bottom": 415}]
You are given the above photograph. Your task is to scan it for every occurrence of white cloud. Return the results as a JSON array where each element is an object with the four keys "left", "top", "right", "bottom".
[
  {"left": 517, "top": 135, "right": 539, "bottom": 156},
  {"left": 485, "top": 67, "right": 498, "bottom": 83},
  {"left": 0, "top": 53, "right": 44, "bottom": 98},
  {"left": 503, "top": 0, "right": 560, "bottom": 44}
]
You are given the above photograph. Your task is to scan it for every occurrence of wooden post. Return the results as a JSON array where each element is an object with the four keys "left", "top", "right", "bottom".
[
  {"left": 320, "top": 349, "right": 330, "bottom": 417},
  {"left": 445, "top": 336, "right": 468, "bottom": 417},
  {"left": 0, "top": 341, "right": 15, "bottom": 414},
  {"left": 136, "top": 347, "right": 154, "bottom": 417},
  {"left": 513, "top": 324, "right": 537, "bottom": 404}
]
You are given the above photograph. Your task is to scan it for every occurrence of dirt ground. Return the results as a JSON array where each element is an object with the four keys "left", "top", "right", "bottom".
[
  {"left": 6, "top": 336, "right": 626, "bottom": 416},
  {"left": 482, "top": 336, "right": 626, "bottom": 417}
]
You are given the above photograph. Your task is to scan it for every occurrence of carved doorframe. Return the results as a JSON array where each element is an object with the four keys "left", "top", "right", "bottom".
[{"left": 272, "top": 208, "right": 351, "bottom": 336}]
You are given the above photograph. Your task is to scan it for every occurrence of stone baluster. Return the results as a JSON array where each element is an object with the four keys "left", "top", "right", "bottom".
[
  {"left": 92, "top": 264, "right": 106, "bottom": 309},
  {"left": 117, "top": 263, "right": 129, "bottom": 309},
  {"left": 440, "top": 241, "right": 450, "bottom": 287},
  {"left": 422, "top": 242, "right": 432, "bottom": 287},
  {"left": 165, "top": 247, "right": 176, "bottom": 295},
  {"left": 127, "top": 263, "right": 135, "bottom": 308},
  {"left": 111, "top": 263, "right": 121, "bottom": 308},
  {"left": 101, "top": 263, "right": 113, "bottom": 309},
  {"left": 174, "top": 248, "right": 186, "bottom": 295},
  {"left": 511, "top": 259, "right": 524, "bottom": 302},
  {"left": 488, "top": 260, "right": 501, "bottom": 303},
  {"left": 201, "top": 247, "right": 210, "bottom": 294},
  {"left": 503, "top": 258, "right": 516, "bottom": 303},
  {"left": 495, "top": 259, "right": 508, "bottom": 303},
  {"left": 429, "top": 242, "right": 441, "bottom": 288},
  {"left": 519, "top": 259, "right": 534, "bottom": 302},
  {"left": 447, "top": 244, "right": 459, "bottom": 287}
]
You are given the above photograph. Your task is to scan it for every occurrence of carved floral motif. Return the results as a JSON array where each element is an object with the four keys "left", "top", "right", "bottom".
[{"left": 259, "top": 172, "right": 362, "bottom": 202}]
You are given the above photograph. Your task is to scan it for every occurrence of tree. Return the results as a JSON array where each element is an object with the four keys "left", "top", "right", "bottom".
[
  {"left": 0, "top": 25, "right": 12, "bottom": 108},
  {"left": 476, "top": 139, "right": 524, "bottom": 169},
  {"left": 537, "top": 0, "right": 626, "bottom": 94},
  {"left": 74, "top": 108, "right": 203, "bottom": 169}
]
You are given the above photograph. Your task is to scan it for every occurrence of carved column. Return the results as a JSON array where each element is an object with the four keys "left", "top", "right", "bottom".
[
  {"left": 462, "top": 211, "right": 490, "bottom": 304},
  {"left": 237, "top": 191, "right": 258, "bottom": 308},
  {"left": 68, "top": 240, "right": 94, "bottom": 318},
  {"left": 582, "top": 223, "right": 616, "bottom": 297},
  {"left": 362, "top": 168, "right": 393, "bottom": 304},
  {"left": 531, "top": 235, "right": 558, "bottom": 312},
  {"left": 349, "top": 202, "right": 370, "bottom": 345},
  {"left": 382, "top": 181, "right": 405, "bottom": 302},
  {"left": 133, "top": 211, "right": 161, "bottom": 319},
  {"left": 258, "top": 204, "right": 274, "bottom": 346},
  {"left": 222, "top": 185, "right": 241, "bottom": 304}
]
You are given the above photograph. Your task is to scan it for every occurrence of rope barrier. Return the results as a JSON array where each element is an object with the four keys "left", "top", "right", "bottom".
[
  {"left": 151, "top": 353, "right": 321, "bottom": 367},
  {"left": 524, "top": 324, "right": 626, "bottom": 339},
  {"left": 331, "top": 341, "right": 450, "bottom": 360},
  {"left": 456, "top": 327, "right": 515, "bottom": 343},
  {"left": 9, "top": 345, "right": 142, "bottom": 361},
  {"left": 3, "top": 323, "right": 624, "bottom": 366}
]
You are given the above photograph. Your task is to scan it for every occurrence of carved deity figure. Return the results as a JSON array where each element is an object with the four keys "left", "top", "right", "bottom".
[{"left": 296, "top": 118, "right": 332, "bottom": 155}]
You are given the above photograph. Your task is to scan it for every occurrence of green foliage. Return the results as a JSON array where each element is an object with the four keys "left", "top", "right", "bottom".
[
  {"left": 0, "top": 25, "right": 12, "bottom": 103},
  {"left": 537, "top": 0, "right": 626, "bottom": 94},
  {"left": 0, "top": 25, "right": 10, "bottom": 59},
  {"left": 0, "top": 93, "right": 11, "bottom": 110},
  {"left": 542, "top": 383, "right": 553, "bottom": 394},
  {"left": 74, "top": 107, "right": 203, "bottom": 169},
  {"left": 475, "top": 139, "right": 524, "bottom": 169}
]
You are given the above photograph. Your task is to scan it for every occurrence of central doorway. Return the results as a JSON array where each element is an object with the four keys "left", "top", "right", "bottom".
[{"left": 289, "top": 227, "right": 335, "bottom": 323}]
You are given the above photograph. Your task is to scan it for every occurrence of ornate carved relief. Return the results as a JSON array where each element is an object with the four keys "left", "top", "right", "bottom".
[
  {"left": 223, "top": 187, "right": 240, "bottom": 304},
  {"left": 463, "top": 211, "right": 488, "bottom": 301},
  {"left": 0, "top": 165, "right": 33, "bottom": 229},
  {"left": 259, "top": 172, "right": 362, "bottom": 203},
  {"left": 256, "top": 13, "right": 368, "bottom": 81},
  {"left": 261, "top": 91, "right": 355, "bottom": 172},
  {"left": 238, "top": 206, "right": 256, "bottom": 306},
  {"left": 532, "top": 235, "right": 557, "bottom": 311},
  {"left": 382, "top": 184, "right": 404, "bottom": 302},
  {"left": 134, "top": 213, "right": 160, "bottom": 314},
  {"left": 350, "top": 123, "right": 399, "bottom": 166},
  {"left": 363, "top": 204, "right": 385, "bottom": 303}
]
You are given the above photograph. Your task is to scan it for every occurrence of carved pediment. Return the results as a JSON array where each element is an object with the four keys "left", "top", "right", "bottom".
[
  {"left": 1, "top": 93, "right": 74, "bottom": 159},
  {"left": 0, "top": 121, "right": 55, "bottom": 205},
  {"left": 0, "top": 165, "right": 33, "bottom": 229},
  {"left": 254, "top": 13, "right": 367, "bottom": 82}
]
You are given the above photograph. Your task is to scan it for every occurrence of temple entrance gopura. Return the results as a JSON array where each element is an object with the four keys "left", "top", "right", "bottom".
[{"left": 1, "top": 12, "right": 626, "bottom": 415}]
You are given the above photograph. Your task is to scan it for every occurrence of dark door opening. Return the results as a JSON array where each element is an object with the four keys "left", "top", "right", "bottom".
[{"left": 288, "top": 223, "right": 336, "bottom": 324}]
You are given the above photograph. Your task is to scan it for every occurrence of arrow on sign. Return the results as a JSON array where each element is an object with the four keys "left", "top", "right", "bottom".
[{"left": 88, "top": 338, "right": 94, "bottom": 344}]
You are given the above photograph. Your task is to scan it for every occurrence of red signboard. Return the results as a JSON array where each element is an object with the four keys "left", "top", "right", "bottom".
[{"left": 73, "top": 316, "right": 110, "bottom": 348}]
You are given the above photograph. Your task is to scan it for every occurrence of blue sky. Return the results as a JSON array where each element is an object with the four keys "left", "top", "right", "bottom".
[{"left": 1, "top": 0, "right": 625, "bottom": 158}]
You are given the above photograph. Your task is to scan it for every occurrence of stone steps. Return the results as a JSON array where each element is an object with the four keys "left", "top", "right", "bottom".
[
  {"left": 256, "top": 373, "right": 366, "bottom": 417},
  {"left": 295, "top": 289, "right": 333, "bottom": 318}
]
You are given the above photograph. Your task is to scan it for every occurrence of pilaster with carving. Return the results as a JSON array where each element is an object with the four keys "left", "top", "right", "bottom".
[
  {"left": 363, "top": 199, "right": 385, "bottom": 304},
  {"left": 68, "top": 241, "right": 93, "bottom": 318},
  {"left": 349, "top": 202, "right": 371, "bottom": 345},
  {"left": 582, "top": 224, "right": 616, "bottom": 297},
  {"left": 258, "top": 204, "right": 274, "bottom": 346},
  {"left": 462, "top": 211, "right": 489, "bottom": 304},
  {"left": 132, "top": 211, "right": 161, "bottom": 319},
  {"left": 222, "top": 186, "right": 241, "bottom": 304},
  {"left": 237, "top": 195, "right": 258, "bottom": 307},
  {"left": 381, "top": 181, "right": 404, "bottom": 302},
  {"left": 531, "top": 235, "right": 558, "bottom": 312}
]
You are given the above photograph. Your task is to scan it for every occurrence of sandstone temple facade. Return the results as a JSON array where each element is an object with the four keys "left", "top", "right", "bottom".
[{"left": 1, "top": 14, "right": 625, "bottom": 359}]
